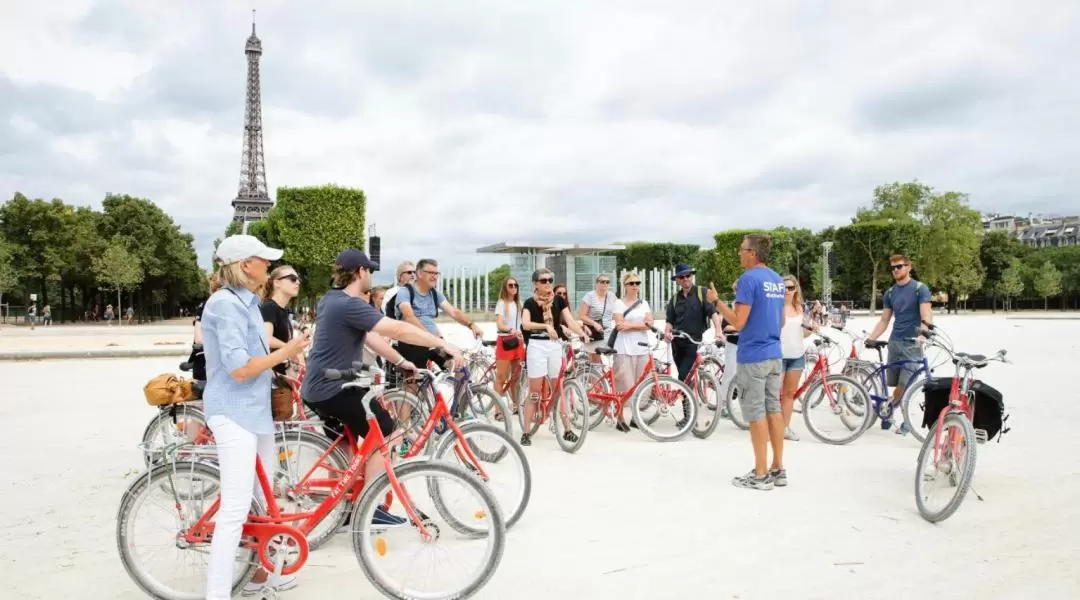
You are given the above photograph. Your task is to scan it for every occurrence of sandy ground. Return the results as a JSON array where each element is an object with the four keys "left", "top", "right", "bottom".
[
  {"left": 0, "top": 323, "right": 193, "bottom": 352},
  {"left": 2, "top": 314, "right": 1078, "bottom": 599}
]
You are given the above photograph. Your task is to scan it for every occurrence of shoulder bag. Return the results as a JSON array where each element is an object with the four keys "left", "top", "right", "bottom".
[{"left": 606, "top": 299, "right": 643, "bottom": 348}]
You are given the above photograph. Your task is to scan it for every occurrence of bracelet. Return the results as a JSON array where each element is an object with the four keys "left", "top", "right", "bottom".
[{"left": 393, "top": 357, "right": 405, "bottom": 366}]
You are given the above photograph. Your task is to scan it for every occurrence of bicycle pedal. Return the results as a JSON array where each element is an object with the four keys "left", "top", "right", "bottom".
[{"left": 974, "top": 429, "right": 988, "bottom": 444}]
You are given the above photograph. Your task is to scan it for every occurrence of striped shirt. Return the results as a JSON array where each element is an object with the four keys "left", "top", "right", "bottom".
[{"left": 201, "top": 286, "right": 274, "bottom": 434}]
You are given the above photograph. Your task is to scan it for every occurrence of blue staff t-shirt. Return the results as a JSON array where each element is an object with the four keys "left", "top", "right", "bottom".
[{"left": 734, "top": 266, "right": 785, "bottom": 363}]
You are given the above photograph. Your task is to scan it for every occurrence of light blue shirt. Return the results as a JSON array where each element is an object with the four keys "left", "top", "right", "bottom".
[{"left": 201, "top": 286, "right": 274, "bottom": 434}]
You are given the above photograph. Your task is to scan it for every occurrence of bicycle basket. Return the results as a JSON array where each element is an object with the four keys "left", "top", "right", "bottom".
[{"left": 921, "top": 377, "right": 1007, "bottom": 441}]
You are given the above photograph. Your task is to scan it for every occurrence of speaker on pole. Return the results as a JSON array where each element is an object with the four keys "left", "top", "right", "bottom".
[{"left": 369, "top": 236, "right": 381, "bottom": 271}]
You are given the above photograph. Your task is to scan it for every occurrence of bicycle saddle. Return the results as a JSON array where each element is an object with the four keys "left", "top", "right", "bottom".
[
  {"left": 594, "top": 347, "right": 617, "bottom": 356},
  {"left": 954, "top": 352, "right": 988, "bottom": 368},
  {"left": 864, "top": 339, "right": 888, "bottom": 350},
  {"left": 178, "top": 361, "right": 193, "bottom": 372}
]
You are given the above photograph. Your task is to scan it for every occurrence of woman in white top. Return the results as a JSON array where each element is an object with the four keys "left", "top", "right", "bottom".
[
  {"left": 780, "top": 275, "right": 815, "bottom": 441},
  {"left": 611, "top": 271, "right": 653, "bottom": 432},
  {"left": 494, "top": 278, "right": 525, "bottom": 418},
  {"left": 579, "top": 273, "right": 617, "bottom": 363}
]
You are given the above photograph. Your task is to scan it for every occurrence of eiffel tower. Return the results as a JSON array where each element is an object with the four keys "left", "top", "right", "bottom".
[{"left": 231, "top": 11, "right": 273, "bottom": 226}]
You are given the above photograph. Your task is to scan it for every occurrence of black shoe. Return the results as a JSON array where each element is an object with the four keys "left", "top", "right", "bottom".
[
  {"left": 563, "top": 430, "right": 579, "bottom": 443},
  {"left": 520, "top": 433, "right": 531, "bottom": 446},
  {"left": 615, "top": 422, "right": 630, "bottom": 433}
]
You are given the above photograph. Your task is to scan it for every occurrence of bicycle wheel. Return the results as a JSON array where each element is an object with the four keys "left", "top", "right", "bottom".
[
  {"left": 380, "top": 389, "right": 428, "bottom": 438},
  {"left": 576, "top": 368, "right": 611, "bottom": 430},
  {"left": 914, "top": 412, "right": 978, "bottom": 523},
  {"left": 432, "top": 421, "right": 532, "bottom": 529},
  {"left": 352, "top": 461, "right": 506, "bottom": 600},
  {"left": 117, "top": 461, "right": 259, "bottom": 599},
  {"left": 699, "top": 358, "right": 724, "bottom": 409},
  {"left": 553, "top": 380, "right": 589, "bottom": 453},
  {"left": 802, "top": 374, "right": 873, "bottom": 445},
  {"left": 273, "top": 429, "right": 350, "bottom": 551},
  {"left": 140, "top": 404, "right": 208, "bottom": 467},
  {"left": 461, "top": 384, "right": 513, "bottom": 436},
  {"left": 725, "top": 381, "right": 749, "bottom": 430},
  {"left": 692, "top": 372, "right": 723, "bottom": 439},
  {"left": 631, "top": 375, "right": 697, "bottom": 442},
  {"left": 901, "top": 376, "right": 930, "bottom": 443}
]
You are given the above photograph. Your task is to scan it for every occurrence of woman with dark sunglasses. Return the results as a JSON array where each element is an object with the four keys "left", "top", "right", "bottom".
[
  {"left": 779, "top": 275, "right": 815, "bottom": 441},
  {"left": 610, "top": 271, "right": 654, "bottom": 431},
  {"left": 261, "top": 265, "right": 304, "bottom": 376}
]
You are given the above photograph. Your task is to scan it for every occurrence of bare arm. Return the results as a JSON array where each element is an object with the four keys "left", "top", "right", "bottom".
[
  {"left": 868, "top": 308, "right": 893, "bottom": 340},
  {"left": 263, "top": 322, "right": 286, "bottom": 350},
  {"left": 562, "top": 307, "right": 588, "bottom": 338},
  {"left": 373, "top": 318, "right": 451, "bottom": 351},
  {"left": 193, "top": 320, "right": 204, "bottom": 345},
  {"left": 365, "top": 334, "right": 406, "bottom": 364},
  {"left": 919, "top": 302, "right": 933, "bottom": 329},
  {"left": 579, "top": 300, "right": 600, "bottom": 331},
  {"left": 439, "top": 300, "right": 474, "bottom": 328},
  {"left": 715, "top": 301, "right": 751, "bottom": 331}
]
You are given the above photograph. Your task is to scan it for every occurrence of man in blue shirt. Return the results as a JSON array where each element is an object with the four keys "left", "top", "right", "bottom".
[
  {"left": 867, "top": 254, "right": 933, "bottom": 434},
  {"left": 712, "top": 234, "right": 787, "bottom": 491}
]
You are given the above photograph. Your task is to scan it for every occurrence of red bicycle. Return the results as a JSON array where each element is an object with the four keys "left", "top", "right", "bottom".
[
  {"left": 118, "top": 364, "right": 507, "bottom": 600},
  {"left": 518, "top": 340, "right": 590, "bottom": 453},
  {"left": 913, "top": 326, "right": 1009, "bottom": 523}
]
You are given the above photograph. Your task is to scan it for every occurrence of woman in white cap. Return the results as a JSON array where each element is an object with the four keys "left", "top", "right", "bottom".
[{"left": 201, "top": 235, "right": 311, "bottom": 599}]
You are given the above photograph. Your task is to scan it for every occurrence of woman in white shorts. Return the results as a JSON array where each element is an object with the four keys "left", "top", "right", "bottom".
[{"left": 520, "top": 268, "right": 588, "bottom": 446}]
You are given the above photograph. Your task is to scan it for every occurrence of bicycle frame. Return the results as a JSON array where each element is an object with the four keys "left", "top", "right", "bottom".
[
  {"left": 586, "top": 351, "right": 661, "bottom": 418},
  {"left": 179, "top": 412, "right": 429, "bottom": 576},
  {"left": 863, "top": 351, "right": 932, "bottom": 415}
]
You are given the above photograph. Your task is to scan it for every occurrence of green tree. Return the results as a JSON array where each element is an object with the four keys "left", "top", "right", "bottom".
[
  {"left": 266, "top": 185, "right": 367, "bottom": 303},
  {"left": 998, "top": 259, "right": 1025, "bottom": 311},
  {"left": 833, "top": 220, "right": 922, "bottom": 311},
  {"left": 1033, "top": 260, "right": 1063, "bottom": 310},
  {"left": 858, "top": 180, "right": 934, "bottom": 222},
  {"left": 919, "top": 192, "right": 984, "bottom": 312},
  {"left": 0, "top": 238, "right": 17, "bottom": 319},
  {"left": 979, "top": 230, "right": 1026, "bottom": 312},
  {"left": 93, "top": 239, "right": 144, "bottom": 324},
  {"left": 0, "top": 193, "right": 72, "bottom": 306},
  {"left": 611, "top": 242, "right": 702, "bottom": 271}
]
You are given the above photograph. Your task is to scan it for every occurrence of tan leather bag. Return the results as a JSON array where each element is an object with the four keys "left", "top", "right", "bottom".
[
  {"left": 271, "top": 375, "right": 295, "bottom": 421},
  {"left": 144, "top": 374, "right": 193, "bottom": 406}
]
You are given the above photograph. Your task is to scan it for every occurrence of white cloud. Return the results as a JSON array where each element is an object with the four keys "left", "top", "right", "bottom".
[{"left": 1, "top": 0, "right": 1078, "bottom": 285}]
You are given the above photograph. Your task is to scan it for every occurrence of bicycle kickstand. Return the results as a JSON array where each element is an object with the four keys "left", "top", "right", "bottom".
[{"left": 969, "top": 485, "right": 985, "bottom": 502}]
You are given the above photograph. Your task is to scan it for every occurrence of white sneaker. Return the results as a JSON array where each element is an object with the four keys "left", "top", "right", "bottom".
[
  {"left": 242, "top": 573, "right": 298, "bottom": 596},
  {"left": 784, "top": 427, "right": 800, "bottom": 441}
]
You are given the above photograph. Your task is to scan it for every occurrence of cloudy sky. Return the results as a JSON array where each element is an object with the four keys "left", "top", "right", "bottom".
[{"left": 2, "top": 0, "right": 1078, "bottom": 283}]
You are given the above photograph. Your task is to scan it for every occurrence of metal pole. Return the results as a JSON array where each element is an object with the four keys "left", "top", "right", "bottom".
[{"left": 821, "top": 241, "right": 834, "bottom": 309}]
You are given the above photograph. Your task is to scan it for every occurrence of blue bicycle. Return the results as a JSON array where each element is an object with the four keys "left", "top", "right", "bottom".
[{"left": 843, "top": 326, "right": 951, "bottom": 444}]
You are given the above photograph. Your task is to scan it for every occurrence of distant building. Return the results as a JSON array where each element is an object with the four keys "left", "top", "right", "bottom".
[{"left": 982, "top": 213, "right": 1078, "bottom": 248}]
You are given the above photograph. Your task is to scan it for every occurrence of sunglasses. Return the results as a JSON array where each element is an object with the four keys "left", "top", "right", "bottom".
[
  {"left": 507, "top": 282, "right": 518, "bottom": 288},
  {"left": 890, "top": 264, "right": 908, "bottom": 271},
  {"left": 402, "top": 270, "right": 416, "bottom": 275},
  {"left": 784, "top": 284, "right": 795, "bottom": 290},
  {"left": 278, "top": 274, "right": 301, "bottom": 284},
  {"left": 625, "top": 281, "right": 641, "bottom": 286},
  {"left": 536, "top": 278, "right": 554, "bottom": 284},
  {"left": 597, "top": 280, "right": 610, "bottom": 284}
]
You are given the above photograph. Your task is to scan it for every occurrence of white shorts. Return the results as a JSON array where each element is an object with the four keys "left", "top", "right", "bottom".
[{"left": 526, "top": 339, "right": 563, "bottom": 379}]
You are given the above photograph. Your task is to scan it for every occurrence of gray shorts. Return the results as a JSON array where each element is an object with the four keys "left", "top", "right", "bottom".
[
  {"left": 886, "top": 340, "right": 924, "bottom": 388},
  {"left": 735, "top": 359, "right": 782, "bottom": 423}
]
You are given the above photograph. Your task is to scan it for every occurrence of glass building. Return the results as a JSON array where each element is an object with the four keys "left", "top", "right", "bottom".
[{"left": 476, "top": 242, "right": 624, "bottom": 306}]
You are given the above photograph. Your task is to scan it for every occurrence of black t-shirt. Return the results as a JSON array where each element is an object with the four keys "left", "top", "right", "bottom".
[
  {"left": 260, "top": 299, "right": 293, "bottom": 374},
  {"left": 522, "top": 295, "right": 569, "bottom": 342},
  {"left": 301, "top": 289, "right": 384, "bottom": 403}
]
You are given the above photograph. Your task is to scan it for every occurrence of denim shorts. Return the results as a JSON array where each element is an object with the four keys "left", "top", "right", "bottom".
[{"left": 781, "top": 355, "right": 806, "bottom": 372}]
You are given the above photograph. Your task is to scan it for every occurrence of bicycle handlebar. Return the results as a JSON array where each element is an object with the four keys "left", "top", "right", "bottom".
[{"left": 668, "top": 329, "right": 723, "bottom": 348}]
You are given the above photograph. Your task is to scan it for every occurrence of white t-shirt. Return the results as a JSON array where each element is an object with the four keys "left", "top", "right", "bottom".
[
  {"left": 613, "top": 298, "right": 651, "bottom": 356},
  {"left": 494, "top": 300, "right": 521, "bottom": 333}
]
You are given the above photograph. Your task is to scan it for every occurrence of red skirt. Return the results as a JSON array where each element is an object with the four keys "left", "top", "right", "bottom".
[{"left": 495, "top": 335, "right": 526, "bottom": 361}]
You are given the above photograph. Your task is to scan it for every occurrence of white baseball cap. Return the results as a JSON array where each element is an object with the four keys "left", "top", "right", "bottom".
[{"left": 215, "top": 235, "right": 284, "bottom": 265}]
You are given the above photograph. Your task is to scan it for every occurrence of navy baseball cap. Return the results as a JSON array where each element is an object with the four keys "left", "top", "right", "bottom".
[{"left": 335, "top": 249, "right": 379, "bottom": 272}]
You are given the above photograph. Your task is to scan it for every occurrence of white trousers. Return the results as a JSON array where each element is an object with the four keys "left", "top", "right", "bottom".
[
  {"left": 718, "top": 343, "right": 738, "bottom": 401},
  {"left": 205, "top": 416, "right": 277, "bottom": 600},
  {"left": 526, "top": 339, "right": 563, "bottom": 379}
]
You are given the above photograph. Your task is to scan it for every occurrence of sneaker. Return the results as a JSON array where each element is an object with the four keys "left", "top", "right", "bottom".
[
  {"left": 242, "top": 573, "right": 298, "bottom": 596},
  {"left": 895, "top": 422, "right": 910, "bottom": 436},
  {"left": 770, "top": 468, "right": 788, "bottom": 487},
  {"left": 519, "top": 433, "right": 531, "bottom": 446},
  {"left": 615, "top": 422, "right": 630, "bottom": 433},
  {"left": 562, "top": 430, "right": 579, "bottom": 443},
  {"left": 784, "top": 427, "right": 800, "bottom": 441},
  {"left": 880, "top": 419, "right": 893, "bottom": 431},
  {"left": 731, "top": 470, "right": 774, "bottom": 491},
  {"left": 371, "top": 504, "right": 407, "bottom": 528}
]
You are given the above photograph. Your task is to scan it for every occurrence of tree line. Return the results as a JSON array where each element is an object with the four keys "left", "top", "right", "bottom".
[
  {"left": 0, "top": 192, "right": 207, "bottom": 322},
  {"left": 612, "top": 181, "right": 1078, "bottom": 312}
]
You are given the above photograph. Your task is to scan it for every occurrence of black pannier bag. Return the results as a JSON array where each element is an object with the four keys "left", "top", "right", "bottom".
[{"left": 921, "top": 377, "right": 1007, "bottom": 441}]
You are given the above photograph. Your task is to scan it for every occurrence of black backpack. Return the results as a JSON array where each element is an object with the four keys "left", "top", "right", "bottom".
[{"left": 388, "top": 283, "right": 439, "bottom": 320}]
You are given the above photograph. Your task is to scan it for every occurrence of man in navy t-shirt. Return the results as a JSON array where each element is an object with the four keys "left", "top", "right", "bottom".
[
  {"left": 712, "top": 234, "right": 787, "bottom": 491},
  {"left": 867, "top": 253, "right": 933, "bottom": 434}
]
